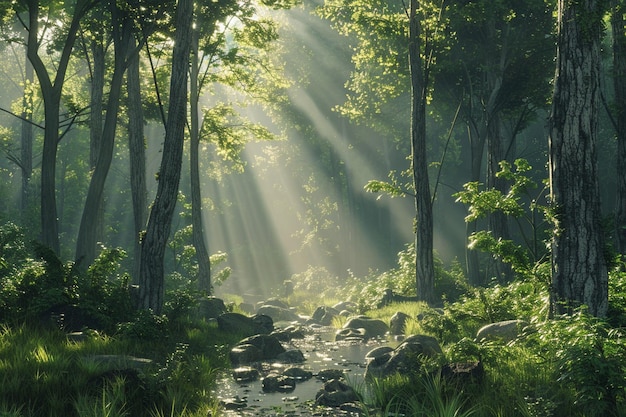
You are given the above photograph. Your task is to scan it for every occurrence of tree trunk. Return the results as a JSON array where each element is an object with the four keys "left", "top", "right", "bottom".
[
  {"left": 27, "top": 0, "right": 92, "bottom": 255},
  {"left": 75, "top": 5, "right": 133, "bottom": 268},
  {"left": 127, "top": 36, "right": 147, "bottom": 283},
  {"left": 612, "top": 0, "right": 626, "bottom": 256},
  {"left": 20, "top": 46, "right": 33, "bottom": 213},
  {"left": 409, "top": 0, "right": 434, "bottom": 304},
  {"left": 548, "top": 0, "right": 608, "bottom": 317},
  {"left": 190, "top": 28, "right": 212, "bottom": 294},
  {"left": 139, "top": 0, "right": 193, "bottom": 313}
]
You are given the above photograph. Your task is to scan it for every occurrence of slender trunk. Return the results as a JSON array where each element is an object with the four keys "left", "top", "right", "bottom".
[
  {"left": 612, "top": 0, "right": 626, "bottom": 256},
  {"left": 75, "top": 6, "right": 132, "bottom": 268},
  {"left": 190, "top": 27, "right": 212, "bottom": 293},
  {"left": 549, "top": 0, "right": 608, "bottom": 317},
  {"left": 127, "top": 36, "right": 147, "bottom": 283},
  {"left": 20, "top": 47, "right": 33, "bottom": 213},
  {"left": 409, "top": 0, "right": 434, "bottom": 304},
  {"left": 139, "top": 0, "right": 193, "bottom": 313}
]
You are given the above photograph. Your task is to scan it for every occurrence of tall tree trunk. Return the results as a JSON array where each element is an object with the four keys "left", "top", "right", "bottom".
[
  {"left": 26, "top": 0, "right": 92, "bottom": 255},
  {"left": 612, "top": 0, "right": 626, "bottom": 256},
  {"left": 75, "top": 5, "right": 133, "bottom": 268},
  {"left": 139, "top": 0, "right": 193, "bottom": 313},
  {"left": 20, "top": 46, "right": 33, "bottom": 213},
  {"left": 548, "top": 0, "right": 608, "bottom": 317},
  {"left": 409, "top": 0, "right": 434, "bottom": 304},
  {"left": 127, "top": 36, "right": 147, "bottom": 283},
  {"left": 190, "top": 27, "right": 212, "bottom": 294},
  {"left": 89, "top": 37, "right": 105, "bottom": 253}
]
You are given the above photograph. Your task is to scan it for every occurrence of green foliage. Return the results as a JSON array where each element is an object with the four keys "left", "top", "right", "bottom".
[
  {"left": 116, "top": 310, "right": 169, "bottom": 342},
  {"left": 531, "top": 310, "right": 626, "bottom": 416},
  {"left": 454, "top": 159, "right": 550, "bottom": 277}
]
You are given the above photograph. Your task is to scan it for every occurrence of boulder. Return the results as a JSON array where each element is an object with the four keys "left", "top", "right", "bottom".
[
  {"left": 475, "top": 319, "right": 528, "bottom": 343},
  {"left": 316, "top": 369, "right": 345, "bottom": 381},
  {"left": 365, "top": 334, "right": 442, "bottom": 379},
  {"left": 276, "top": 349, "right": 306, "bottom": 364},
  {"left": 365, "top": 346, "right": 394, "bottom": 361},
  {"left": 315, "top": 379, "right": 359, "bottom": 407},
  {"left": 283, "top": 367, "right": 313, "bottom": 381},
  {"left": 217, "top": 312, "right": 273, "bottom": 336},
  {"left": 198, "top": 297, "right": 227, "bottom": 319},
  {"left": 390, "top": 311, "right": 410, "bottom": 335},
  {"left": 335, "top": 327, "right": 367, "bottom": 342},
  {"left": 262, "top": 373, "right": 296, "bottom": 393},
  {"left": 229, "top": 344, "right": 262, "bottom": 365},
  {"left": 271, "top": 325, "right": 305, "bottom": 342},
  {"left": 232, "top": 366, "right": 260, "bottom": 383},
  {"left": 237, "top": 334, "right": 286, "bottom": 360},
  {"left": 343, "top": 316, "right": 389, "bottom": 339},
  {"left": 311, "top": 306, "right": 340, "bottom": 326},
  {"left": 257, "top": 298, "right": 290, "bottom": 310},
  {"left": 332, "top": 301, "right": 358, "bottom": 313},
  {"left": 256, "top": 304, "right": 300, "bottom": 322}
]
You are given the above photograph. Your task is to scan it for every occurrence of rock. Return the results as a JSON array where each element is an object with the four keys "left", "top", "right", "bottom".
[
  {"left": 257, "top": 298, "right": 290, "bottom": 310},
  {"left": 262, "top": 373, "right": 296, "bottom": 393},
  {"left": 332, "top": 301, "right": 358, "bottom": 313},
  {"left": 237, "top": 334, "right": 286, "bottom": 360},
  {"left": 232, "top": 366, "right": 260, "bottom": 383},
  {"left": 316, "top": 369, "right": 345, "bottom": 381},
  {"left": 343, "top": 316, "right": 389, "bottom": 339},
  {"left": 198, "top": 296, "right": 227, "bottom": 319},
  {"left": 311, "top": 306, "right": 340, "bottom": 326},
  {"left": 221, "top": 397, "right": 247, "bottom": 410},
  {"left": 390, "top": 311, "right": 410, "bottom": 335},
  {"left": 229, "top": 343, "right": 262, "bottom": 365},
  {"left": 251, "top": 314, "right": 274, "bottom": 334},
  {"left": 217, "top": 312, "right": 273, "bottom": 336},
  {"left": 315, "top": 379, "right": 359, "bottom": 407},
  {"left": 276, "top": 349, "right": 305, "bottom": 364},
  {"left": 283, "top": 367, "right": 313, "bottom": 381},
  {"left": 238, "top": 302, "right": 255, "bottom": 315},
  {"left": 257, "top": 304, "right": 300, "bottom": 322},
  {"left": 335, "top": 327, "right": 367, "bottom": 342},
  {"left": 271, "top": 325, "right": 305, "bottom": 342},
  {"left": 475, "top": 319, "right": 528, "bottom": 343},
  {"left": 365, "top": 346, "right": 394, "bottom": 361},
  {"left": 365, "top": 334, "right": 442, "bottom": 379}
]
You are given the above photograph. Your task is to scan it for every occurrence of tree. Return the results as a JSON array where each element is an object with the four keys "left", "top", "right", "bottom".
[
  {"left": 611, "top": 0, "right": 626, "bottom": 257},
  {"left": 548, "top": 0, "right": 608, "bottom": 317},
  {"left": 409, "top": 0, "right": 434, "bottom": 303},
  {"left": 139, "top": 0, "right": 193, "bottom": 313},
  {"left": 21, "top": 0, "right": 96, "bottom": 254}
]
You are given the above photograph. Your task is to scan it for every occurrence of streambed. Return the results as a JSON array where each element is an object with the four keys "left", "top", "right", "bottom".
[{"left": 214, "top": 325, "right": 395, "bottom": 416}]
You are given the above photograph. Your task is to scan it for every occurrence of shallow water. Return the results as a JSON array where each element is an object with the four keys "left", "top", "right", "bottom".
[{"left": 214, "top": 326, "right": 393, "bottom": 416}]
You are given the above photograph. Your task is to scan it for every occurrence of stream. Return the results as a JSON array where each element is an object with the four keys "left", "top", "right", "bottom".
[{"left": 214, "top": 325, "right": 394, "bottom": 416}]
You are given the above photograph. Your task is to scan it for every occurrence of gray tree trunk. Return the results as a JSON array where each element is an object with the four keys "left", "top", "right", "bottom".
[
  {"left": 612, "top": 0, "right": 626, "bottom": 256},
  {"left": 409, "top": 0, "right": 434, "bottom": 304},
  {"left": 548, "top": 0, "right": 608, "bottom": 317},
  {"left": 75, "top": 5, "right": 133, "bottom": 268},
  {"left": 139, "top": 0, "right": 193, "bottom": 313},
  {"left": 127, "top": 36, "right": 147, "bottom": 283},
  {"left": 190, "top": 28, "right": 212, "bottom": 294}
]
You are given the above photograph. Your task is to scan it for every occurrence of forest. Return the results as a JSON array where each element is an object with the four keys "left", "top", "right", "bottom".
[{"left": 0, "top": 0, "right": 625, "bottom": 416}]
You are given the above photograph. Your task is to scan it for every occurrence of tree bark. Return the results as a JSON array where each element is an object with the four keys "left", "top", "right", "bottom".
[
  {"left": 127, "top": 36, "right": 147, "bottom": 283},
  {"left": 409, "top": 0, "right": 434, "bottom": 304},
  {"left": 548, "top": 0, "right": 608, "bottom": 317},
  {"left": 612, "top": 0, "right": 626, "bottom": 256},
  {"left": 20, "top": 45, "right": 33, "bottom": 213},
  {"left": 190, "top": 27, "right": 212, "bottom": 294},
  {"left": 75, "top": 3, "right": 133, "bottom": 268},
  {"left": 26, "top": 0, "right": 93, "bottom": 255},
  {"left": 139, "top": 0, "right": 193, "bottom": 313}
]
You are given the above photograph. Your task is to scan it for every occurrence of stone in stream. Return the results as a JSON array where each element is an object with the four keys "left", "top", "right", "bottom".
[
  {"left": 235, "top": 334, "right": 286, "bottom": 361},
  {"left": 217, "top": 312, "right": 274, "bottom": 336},
  {"left": 232, "top": 366, "right": 260, "bottom": 383},
  {"left": 262, "top": 373, "right": 296, "bottom": 393},
  {"left": 310, "top": 305, "right": 340, "bottom": 326},
  {"left": 316, "top": 369, "right": 345, "bottom": 381},
  {"left": 283, "top": 366, "right": 313, "bottom": 381},
  {"left": 315, "top": 378, "right": 359, "bottom": 407},
  {"left": 342, "top": 316, "right": 389, "bottom": 339},
  {"left": 256, "top": 304, "right": 301, "bottom": 322},
  {"left": 229, "top": 343, "right": 263, "bottom": 365},
  {"left": 334, "top": 327, "right": 367, "bottom": 342},
  {"left": 276, "top": 348, "right": 305, "bottom": 364}
]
